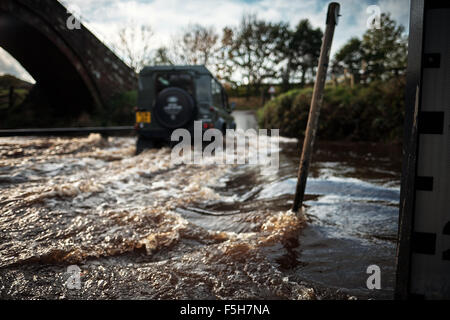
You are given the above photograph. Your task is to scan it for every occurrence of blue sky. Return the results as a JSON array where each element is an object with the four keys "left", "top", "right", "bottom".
[{"left": 0, "top": 0, "right": 410, "bottom": 82}]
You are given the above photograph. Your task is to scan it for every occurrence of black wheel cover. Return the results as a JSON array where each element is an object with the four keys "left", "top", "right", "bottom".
[{"left": 153, "top": 87, "right": 196, "bottom": 129}]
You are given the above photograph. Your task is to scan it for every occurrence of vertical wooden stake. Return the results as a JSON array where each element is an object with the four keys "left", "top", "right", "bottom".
[{"left": 292, "top": 2, "right": 340, "bottom": 214}]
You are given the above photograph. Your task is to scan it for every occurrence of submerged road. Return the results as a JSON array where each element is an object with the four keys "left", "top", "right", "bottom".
[{"left": 0, "top": 111, "right": 401, "bottom": 299}]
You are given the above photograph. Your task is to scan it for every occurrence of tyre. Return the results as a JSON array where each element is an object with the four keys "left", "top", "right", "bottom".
[
  {"left": 221, "top": 123, "right": 227, "bottom": 136},
  {"left": 136, "top": 136, "right": 155, "bottom": 155}
]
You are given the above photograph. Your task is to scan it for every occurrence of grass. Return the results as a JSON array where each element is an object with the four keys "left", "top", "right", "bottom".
[{"left": 0, "top": 88, "right": 29, "bottom": 110}]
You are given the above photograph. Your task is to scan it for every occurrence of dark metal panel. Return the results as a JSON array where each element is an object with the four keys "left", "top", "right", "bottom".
[
  {"left": 395, "top": 0, "right": 425, "bottom": 300},
  {"left": 396, "top": 0, "right": 450, "bottom": 299}
]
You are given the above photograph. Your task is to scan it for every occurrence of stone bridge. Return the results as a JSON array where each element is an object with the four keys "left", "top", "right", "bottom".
[{"left": 0, "top": 0, "right": 137, "bottom": 115}]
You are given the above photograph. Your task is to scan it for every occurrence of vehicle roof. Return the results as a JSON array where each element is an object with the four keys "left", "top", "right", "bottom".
[{"left": 140, "top": 65, "right": 213, "bottom": 76}]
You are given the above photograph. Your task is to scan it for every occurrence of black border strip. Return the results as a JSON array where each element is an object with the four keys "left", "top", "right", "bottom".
[
  {"left": 415, "top": 176, "right": 433, "bottom": 191},
  {"left": 412, "top": 232, "right": 436, "bottom": 255},
  {"left": 418, "top": 111, "right": 444, "bottom": 134},
  {"left": 423, "top": 53, "right": 440, "bottom": 68},
  {"left": 443, "top": 222, "right": 450, "bottom": 235},
  {"left": 395, "top": 0, "right": 426, "bottom": 300}
]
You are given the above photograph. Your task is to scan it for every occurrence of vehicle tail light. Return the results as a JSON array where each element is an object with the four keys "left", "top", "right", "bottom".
[{"left": 203, "top": 123, "right": 214, "bottom": 129}]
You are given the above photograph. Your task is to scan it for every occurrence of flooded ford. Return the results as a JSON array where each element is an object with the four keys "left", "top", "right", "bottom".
[{"left": 0, "top": 111, "right": 401, "bottom": 300}]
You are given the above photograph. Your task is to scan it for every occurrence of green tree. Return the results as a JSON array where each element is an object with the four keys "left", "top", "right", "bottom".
[
  {"left": 229, "top": 14, "right": 288, "bottom": 98},
  {"left": 331, "top": 37, "right": 363, "bottom": 84},
  {"left": 284, "top": 19, "right": 323, "bottom": 88},
  {"left": 361, "top": 13, "right": 407, "bottom": 81}
]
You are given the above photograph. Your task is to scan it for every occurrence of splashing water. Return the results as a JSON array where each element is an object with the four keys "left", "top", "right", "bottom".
[{"left": 0, "top": 127, "right": 401, "bottom": 299}]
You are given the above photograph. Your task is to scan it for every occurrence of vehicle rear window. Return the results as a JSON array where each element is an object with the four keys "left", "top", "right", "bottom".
[{"left": 155, "top": 73, "right": 195, "bottom": 97}]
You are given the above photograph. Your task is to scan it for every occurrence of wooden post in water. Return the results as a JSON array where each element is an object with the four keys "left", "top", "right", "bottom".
[{"left": 292, "top": 2, "right": 340, "bottom": 214}]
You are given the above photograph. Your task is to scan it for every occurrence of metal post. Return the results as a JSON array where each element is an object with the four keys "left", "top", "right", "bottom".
[{"left": 292, "top": 2, "right": 340, "bottom": 214}]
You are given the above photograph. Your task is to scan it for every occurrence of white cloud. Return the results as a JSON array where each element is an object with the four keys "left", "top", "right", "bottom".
[
  {"left": 1, "top": 0, "right": 410, "bottom": 82},
  {"left": 67, "top": 0, "right": 409, "bottom": 60},
  {"left": 0, "top": 48, "right": 35, "bottom": 83}
]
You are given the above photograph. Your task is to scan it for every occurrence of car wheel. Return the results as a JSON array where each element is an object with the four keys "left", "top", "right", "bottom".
[
  {"left": 136, "top": 136, "right": 155, "bottom": 155},
  {"left": 222, "top": 124, "right": 227, "bottom": 136}
]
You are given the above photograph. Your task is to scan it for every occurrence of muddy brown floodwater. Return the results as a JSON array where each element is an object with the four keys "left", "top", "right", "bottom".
[{"left": 0, "top": 112, "right": 402, "bottom": 300}]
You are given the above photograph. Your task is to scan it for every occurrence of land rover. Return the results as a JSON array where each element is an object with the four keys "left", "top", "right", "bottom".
[{"left": 135, "top": 65, "right": 236, "bottom": 154}]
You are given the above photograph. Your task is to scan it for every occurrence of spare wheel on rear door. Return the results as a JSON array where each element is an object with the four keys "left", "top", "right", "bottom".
[{"left": 153, "top": 87, "right": 196, "bottom": 129}]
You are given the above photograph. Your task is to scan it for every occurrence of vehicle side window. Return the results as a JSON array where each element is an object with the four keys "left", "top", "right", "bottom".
[
  {"left": 211, "top": 79, "right": 223, "bottom": 109},
  {"left": 196, "top": 75, "right": 211, "bottom": 100}
]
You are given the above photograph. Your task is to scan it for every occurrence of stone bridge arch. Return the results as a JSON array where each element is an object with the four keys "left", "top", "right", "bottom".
[{"left": 0, "top": 0, "right": 137, "bottom": 121}]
